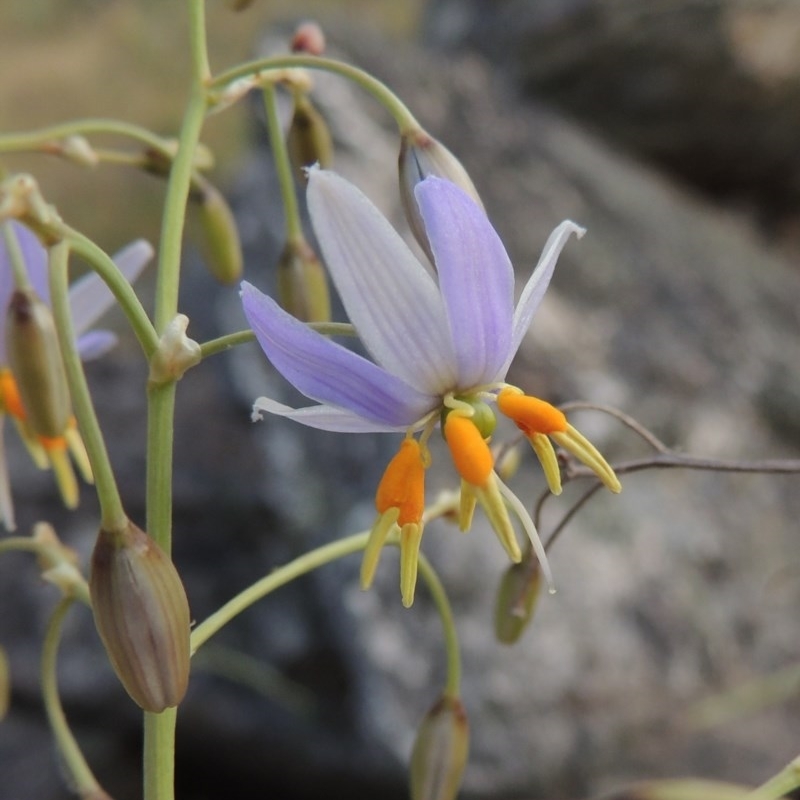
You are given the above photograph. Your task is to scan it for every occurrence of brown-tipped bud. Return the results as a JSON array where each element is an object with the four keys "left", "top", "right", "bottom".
[
  {"left": 399, "top": 131, "right": 483, "bottom": 264},
  {"left": 410, "top": 694, "right": 469, "bottom": 800},
  {"left": 194, "top": 182, "right": 243, "bottom": 286},
  {"left": 287, "top": 96, "right": 333, "bottom": 182},
  {"left": 89, "top": 521, "right": 190, "bottom": 712},
  {"left": 0, "top": 645, "right": 9, "bottom": 720},
  {"left": 291, "top": 21, "right": 326, "bottom": 55},
  {"left": 277, "top": 238, "right": 331, "bottom": 323},
  {"left": 5, "top": 288, "right": 71, "bottom": 439},
  {"left": 494, "top": 556, "right": 542, "bottom": 645}
]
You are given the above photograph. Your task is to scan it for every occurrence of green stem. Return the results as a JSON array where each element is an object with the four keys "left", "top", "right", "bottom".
[
  {"left": 198, "top": 321, "right": 356, "bottom": 360},
  {"left": 751, "top": 755, "right": 800, "bottom": 800},
  {"left": 0, "top": 118, "right": 184, "bottom": 159},
  {"left": 261, "top": 84, "right": 303, "bottom": 241},
  {"left": 416, "top": 553, "right": 461, "bottom": 696},
  {"left": 191, "top": 532, "right": 369, "bottom": 653},
  {"left": 42, "top": 597, "right": 110, "bottom": 800},
  {"left": 210, "top": 55, "right": 422, "bottom": 135},
  {"left": 48, "top": 241, "right": 127, "bottom": 532},
  {"left": 55, "top": 225, "right": 160, "bottom": 357},
  {"left": 142, "top": 5, "right": 210, "bottom": 798},
  {"left": 190, "top": 521, "right": 461, "bottom": 696}
]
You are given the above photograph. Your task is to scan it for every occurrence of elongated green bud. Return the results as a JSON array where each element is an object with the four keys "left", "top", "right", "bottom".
[
  {"left": 410, "top": 694, "right": 469, "bottom": 800},
  {"left": 494, "top": 556, "right": 542, "bottom": 644},
  {"left": 89, "top": 520, "right": 190, "bottom": 712},
  {"left": 194, "top": 181, "right": 243, "bottom": 285},
  {"left": 0, "top": 646, "right": 9, "bottom": 720},
  {"left": 5, "top": 288, "right": 71, "bottom": 439},
  {"left": 287, "top": 95, "right": 333, "bottom": 182},
  {"left": 277, "top": 237, "right": 331, "bottom": 323},
  {"left": 399, "top": 131, "right": 483, "bottom": 263}
]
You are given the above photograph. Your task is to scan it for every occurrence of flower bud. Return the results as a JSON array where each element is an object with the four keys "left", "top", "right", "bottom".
[
  {"left": 194, "top": 181, "right": 243, "bottom": 286},
  {"left": 0, "top": 645, "right": 9, "bottom": 720},
  {"left": 5, "top": 288, "right": 72, "bottom": 439},
  {"left": 399, "top": 130, "right": 482, "bottom": 263},
  {"left": 89, "top": 520, "right": 190, "bottom": 712},
  {"left": 287, "top": 95, "right": 333, "bottom": 182},
  {"left": 277, "top": 238, "right": 331, "bottom": 323},
  {"left": 494, "top": 556, "right": 542, "bottom": 645},
  {"left": 290, "top": 21, "right": 326, "bottom": 55},
  {"left": 410, "top": 694, "right": 469, "bottom": 800}
]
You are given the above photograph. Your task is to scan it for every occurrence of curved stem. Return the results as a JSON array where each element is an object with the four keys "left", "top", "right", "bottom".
[
  {"left": 55, "top": 224, "right": 160, "bottom": 357},
  {"left": 416, "top": 552, "right": 461, "bottom": 696},
  {"left": 190, "top": 527, "right": 462, "bottom": 698},
  {"left": 42, "top": 598, "right": 111, "bottom": 800},
  {"left": 190, "top": 531, "right": 370, "bottom": 653},
  {"left": 48, "top": 241, "right": 127, "bottom": 532},
  {"left": 0, "top": 118, "right": 183, "bottom": 158},
  {"left": 261, "top": 84, "right": 303, "bottom": 242},
  {"left": 751, "top": 754, "right": 800, "bottom": 800},
  {"left": 198, "top": 321, "right": 356, "bottom": 360},
  {"left": 210, "top": 55, "right": 422, "bottom": 135}
]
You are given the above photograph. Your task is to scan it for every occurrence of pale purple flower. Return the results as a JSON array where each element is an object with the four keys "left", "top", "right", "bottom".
[
  {"left": 241, "top": 168, "right": 584, "bottom": 432},
  {"left": 0, "top": 222, "right": 153, "bottom": 365},
  {"left": 0, "top": 222, "right": 153, "bottom": 529}
]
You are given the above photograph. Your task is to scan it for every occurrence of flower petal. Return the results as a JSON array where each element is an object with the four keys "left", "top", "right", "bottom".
[
  {"left": 416, "top": 177, "right": 514, "bottom": 387},
  {"left": 76, "top": 330, "right": 118, "bottom": 361},
  {"left": 307, "top": 169, "right": 458, "bottom": 394},
  {"left": 0, "top": 223, "right": 49, "bottom": 364},
  {"left": 503, "top": 220, "right": 585, "bottom": 374},
  {"left": 252, "top": 396, "right": 407, "bottom": 433},
  {"left": 69, "top": 239, "right": 154, "bottom": 335},
  {"left": 241, "top": 282, "right": 437, "bottom": 427}
]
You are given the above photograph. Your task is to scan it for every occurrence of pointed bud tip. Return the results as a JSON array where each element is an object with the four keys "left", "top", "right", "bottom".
[{"left": 89, "top": 521, "right": 190, "bottom": 712}]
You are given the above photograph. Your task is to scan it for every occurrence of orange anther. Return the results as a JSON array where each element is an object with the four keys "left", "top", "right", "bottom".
[
  {"left": 497, "top": 389, "right": 567, "bottom": 435},
  {"left": 444, "top": 414, "right": 493, "bottom": 487},
  {"left": 0, "top": 369, "right": 27, "bottom": 420},
  {"left": 375, "top": 439, "right": 425, "bottom": 525}
]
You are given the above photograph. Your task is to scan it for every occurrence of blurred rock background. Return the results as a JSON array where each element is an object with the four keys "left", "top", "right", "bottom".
[{"left": 1, "top": 2, "right": 800, "bottom": 799}]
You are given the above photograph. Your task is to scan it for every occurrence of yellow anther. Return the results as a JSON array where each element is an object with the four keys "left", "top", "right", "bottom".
[
  {"left": 529, "top": 432, "right": 562, "bottom": 495},
  {"left": 399, "top": 523, "right": 424, "bottom": 608}
]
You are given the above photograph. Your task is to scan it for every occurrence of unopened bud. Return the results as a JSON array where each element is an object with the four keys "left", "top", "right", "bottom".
[
  {"left": 410, "top": 694, "right": 469, "bottom": 800},
  {"left": 0, "top": 646, "right": 9, "bottom": 720},
  {"left": 287, "top": 95, "right": 333, "bottom": 182},
  {"left": 89, "top": 520, "right": 190, "bottom": 712},
  {"left": 399, "top": 131, "right": 482, "bottom": 263},
  {"left": 194, "top": 182, "right": 243, "bottom": 285},
  {"left": 277, "top": 238, "right": 331, "bottom": 323},
  {"left": 6, "top": 288, "right": 72, "bottom": 439},
  {"left": 494, "top": 555, "right": 542, "bottom": 644},
  {"left": 291, "top": 21, "right": 326, "bottom": 55}
]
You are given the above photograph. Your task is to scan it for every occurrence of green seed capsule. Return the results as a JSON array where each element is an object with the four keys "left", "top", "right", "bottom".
[
  {"left": 410, "top": 694, "right": 469, "bottom": 800},
  {"left": 494, "top": 556, "right": 542, "bottom": 645},
  {"left": 6, "top": 288, "right": 72, "bottom": 439},
  {"left": 89, "top": 521, "right": 191, "bottom": 712},
  {"left": 440, "top": 399, "right": 496, "bottom": 441},
  {"left": 277, "top": 238, "right": 331, "bottom": 323},
  {"left": 287, "top": 95, "right": 333, "bottom": 182},
  {"left": 196, "top": 182, "right": 243, "bottom": 286}
]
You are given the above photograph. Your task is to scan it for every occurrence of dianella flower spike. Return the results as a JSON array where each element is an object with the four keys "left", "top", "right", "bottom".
[
  {"left": 0, "top": 222, "right": 153, "bottom": 529},
  {"left": 241, "top": 167, "right": 620, "bottom": 606}
]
